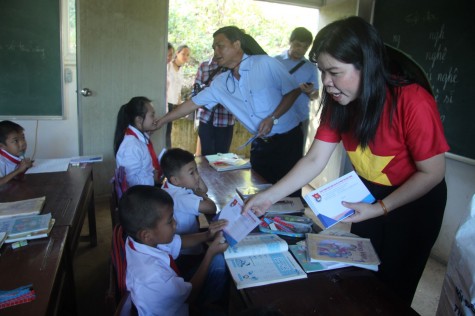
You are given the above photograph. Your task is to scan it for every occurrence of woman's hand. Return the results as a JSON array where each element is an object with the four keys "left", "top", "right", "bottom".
[
  {"left": 242, "top": 192, "right": 273, "bottom": 217},
  {"left": 341, "top": 201, "right": 385, "bottom": 223}
]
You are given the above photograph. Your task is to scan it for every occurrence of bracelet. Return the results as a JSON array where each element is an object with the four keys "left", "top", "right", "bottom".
[{"left": 377, "top": 200, "right": 388, "bottom": 216}]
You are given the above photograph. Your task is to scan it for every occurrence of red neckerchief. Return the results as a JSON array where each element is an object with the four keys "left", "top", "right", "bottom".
[
  {"left": 124, "top": 127, "right": 162, "bottom": 178},
  {"left": 128, "top": 239, "right": 181, "bottom": 275},
  {"left": 0, "top": 149, "right": 21, "bottom": 165}
]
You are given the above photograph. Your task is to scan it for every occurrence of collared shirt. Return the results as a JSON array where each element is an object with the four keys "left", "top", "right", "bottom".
[
  {"left": 161, "top": 181, "right": 203, "bottom": 255},
  {"left": 195, "top": 60, "right": 235, "bottom": 127},
  {"left": 161, "top": 181, "right": 201, "bottom": 235},
  {"left": 167, "top": 62, "right": 184, "bottom": 105},
  {"left": 192, "top": 54, "right": 300, "bottom": 136},
  {"left": 125, "top": 235, "right": 191, "bottom": 316},
  {"left": 275, "top": 51, "right": 319, "bottom": 122},
  {"left": 0, "top": 149, "right": 20, "bottom": 177},
  {"left": 116, "top": 125, "right": 154, "bottom": 187}
]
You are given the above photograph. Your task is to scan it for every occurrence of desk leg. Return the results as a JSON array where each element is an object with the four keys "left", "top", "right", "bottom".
[{"left": 87, "top": 193, "right": 97, "bottom": 247}]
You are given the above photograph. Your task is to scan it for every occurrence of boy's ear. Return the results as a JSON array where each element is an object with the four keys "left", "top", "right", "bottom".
[
  {"left": 136, "top": 229, "right": 150, "bottom": 244},
  {"left": 168, "top": 175, "right": 180, "bottom": 186}
]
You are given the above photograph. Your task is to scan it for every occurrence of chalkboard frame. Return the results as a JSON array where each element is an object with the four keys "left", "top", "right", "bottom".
[{"left": 0, "top": 0, "right": 64, "bottom": 120}]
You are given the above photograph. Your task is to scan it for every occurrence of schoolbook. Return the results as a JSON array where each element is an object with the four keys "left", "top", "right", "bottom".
[
  {"left": 0, "top": 213, "right": 54, "bottom": 243},
  {"left": 289, "top": 243, "right": 352, "bottom": 273},
  {"left": 5, "top": 218, "right": 55, "bottom": 243},
  {"left": 224, "top": 234, "right": 307, "bottom": 289},
  {"left": 305, "top": 233, "right": 380, "bottom": 270},
  {"left": 205, "top": 153, "right": 251, "bottom": 172},
  {"left": 0, "top": 197, "right": 46, "bottom": 219},
  {"left": 218, "top": 195, "right": 261, "bottom": 247},
  {"left": 304, "top": 171, "right": 375, "bottom": 229}
]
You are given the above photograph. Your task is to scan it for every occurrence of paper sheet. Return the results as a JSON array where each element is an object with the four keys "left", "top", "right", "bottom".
[{"left": 25, "top": 158, "right": 71, "bottom": 174}]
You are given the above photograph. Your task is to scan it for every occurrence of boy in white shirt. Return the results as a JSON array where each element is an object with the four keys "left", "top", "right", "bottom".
[
  {"left": 0, "top": 120, "right": 33, "bottom": 185},
  {"left": 160, "top": 148, "right": 216, "bottom": 248},
  {"left": 120, "top": 185, "right": 229, "bottom": 316}
]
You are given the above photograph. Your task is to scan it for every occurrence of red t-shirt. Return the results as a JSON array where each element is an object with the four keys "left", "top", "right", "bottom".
[{"left": 316, "top": 84, "right": 449, "bottom": 186}]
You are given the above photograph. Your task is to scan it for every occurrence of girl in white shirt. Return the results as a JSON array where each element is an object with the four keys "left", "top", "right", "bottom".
[
  {"left": 166, "top": 44, "right": 191, "bottom": 148},
  {"left": 114, "top": 96, "right": 163, "bottom": 187}
]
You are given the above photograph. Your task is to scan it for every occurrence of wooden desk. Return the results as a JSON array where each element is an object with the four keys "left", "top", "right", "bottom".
[
  {"left": 0, "top": 165, "right": 97, "bottom": 254},
  {"left": 197, "top": 157, "right": 418, "bottom": 316},
  {"left": 196, "top": 156, "right": 266, "bottom": 211},
  {"left": 0, "top": 165, "right": 97, "bottom": 315},
  {"left": 0, "top": 226, "right": 72, "bottom": 316}
]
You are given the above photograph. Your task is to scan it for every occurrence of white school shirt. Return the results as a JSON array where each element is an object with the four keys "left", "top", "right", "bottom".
[
  {"left": 275, "top": 51, "right": 319, "bottom": 122},
  {"left": 162, "top": 181, "right": 203, "bottom": 254},
  {"left": 167, "top": 62, "right": 184, "bottom": 105},
  {"left": 0, "top": 149, "right": 20, "bottom": 177},
  {"left": 116, "top": 125, "right": 154, "bottom": 187},
  {"left": 192, "top": 54, "right": 301, "bottom": 136},
  {"left": 125, "top": 235, "right": 191, "bottom": 316}
]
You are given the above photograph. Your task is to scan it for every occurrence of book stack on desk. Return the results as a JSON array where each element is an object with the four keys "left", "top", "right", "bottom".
[
  {"left": 301, "top": 232, "right": 381, "bottom": 272},
  {"left": 0, "top": 213, "right": 55, "bottom": 243},
  {"left": 205, "top": 153, "right": 251, "bottom": 172}
]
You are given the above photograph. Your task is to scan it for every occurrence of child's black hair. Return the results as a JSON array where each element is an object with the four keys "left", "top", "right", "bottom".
[
  {"left": 160, "top": 148, "right": 195, "bottom": 180},
  {"left": 113, "top": 96, "right": 151, "bottom": 155},
  {"left": 0, "top": 120, "right": 24, "bottom": 145},
  {"left": 118, "top": 185, "right": 174, "bottom": 241}
]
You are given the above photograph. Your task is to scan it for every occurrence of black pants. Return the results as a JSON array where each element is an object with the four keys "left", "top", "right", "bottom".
[
  {"left": 250, "top": 124, "right": 303, "bottom": 197},
  {"left": 166, "top": 103, "right": 174, "bottom": 148},
  {"left": 351, "top": 178, "right": 447, "bottom": 306},
  {"left": 198, "top": 121, "right": 234, "bottom": 156}
]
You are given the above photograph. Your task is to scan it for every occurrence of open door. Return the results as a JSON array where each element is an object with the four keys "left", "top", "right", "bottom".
[{"left": 77, "top": 0, "right": 168, "bottom": 196}]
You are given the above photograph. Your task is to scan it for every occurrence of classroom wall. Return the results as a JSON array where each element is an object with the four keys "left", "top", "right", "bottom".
[{"left": 7, "top": 0, "right": 474, "bottom": 264}]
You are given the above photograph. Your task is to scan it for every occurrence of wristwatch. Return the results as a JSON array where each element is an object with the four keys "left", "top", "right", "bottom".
[{"left": 271, "top": 115, "right": 279, "bottom": 125}]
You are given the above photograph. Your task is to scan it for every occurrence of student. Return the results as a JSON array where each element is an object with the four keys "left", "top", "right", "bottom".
[
  {"left": 119, "top": 185, "right": 229, "bottom": 316},
  {"left": 244, "top": 16, "right": 449, "bottom": 306},
  {"left": 194, "top": 58, "right": 235, "bottom": 156},
  {"left": 160, "top": 148, "right": 216, "bottom": 256},
  {"left": 0, "top": 120, "right": 33, "bottom": 185},
  {"left": 275, "top": 27, "right": 319, "bottom": 152},
  {"left": 113, "top": 96, "right": 163, "bottom": 187},
  {"left": 166, "top": 44, "right": 191, "bottom": 148},
  {"left": 157, "top": 26, "right": 303, "bottom": 197}
]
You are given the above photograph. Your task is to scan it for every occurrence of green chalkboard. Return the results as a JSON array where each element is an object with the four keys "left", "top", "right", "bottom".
[
  {"left": 374, "top": 0, "right": 475, "bottom": 160},
  {"left": 0, "top": 0, "right": 63, "bottom": 118}
]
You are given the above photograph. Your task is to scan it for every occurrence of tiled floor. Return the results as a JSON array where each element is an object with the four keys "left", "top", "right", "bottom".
[
  {"left": 412, "top": 257, "right": 447, "bottom": 315},
  {"left": 74, "top": 199, "right": 448, "bottom": 315}
]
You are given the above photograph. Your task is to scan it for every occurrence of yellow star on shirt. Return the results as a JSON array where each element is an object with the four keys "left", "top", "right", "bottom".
[{"left": 347, "top": 145, "right": 394, "bottom": 186}]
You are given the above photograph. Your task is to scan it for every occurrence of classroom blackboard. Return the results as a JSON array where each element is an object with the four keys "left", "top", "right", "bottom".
[
  {"left": 374, "top": 0, "right": 475, "bottom": 161},
  {"left": 0, "top": 0, "right": 63, "bottom": 118}
]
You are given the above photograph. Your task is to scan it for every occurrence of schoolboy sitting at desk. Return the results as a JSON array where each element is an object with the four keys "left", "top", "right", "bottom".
[
  {"left": 160, "top": 148, "right": 217, "bottom": 241},
  {"left": 0, "top": 120, "right": 33, "bottom": 185},
  {"left": 120, "top": 185, "right": 229, "bottom": 316}
]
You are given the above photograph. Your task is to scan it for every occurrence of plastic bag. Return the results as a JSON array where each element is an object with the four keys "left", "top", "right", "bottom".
[{"left": 436, "top": 194, "right": 475, "bottom": 315}]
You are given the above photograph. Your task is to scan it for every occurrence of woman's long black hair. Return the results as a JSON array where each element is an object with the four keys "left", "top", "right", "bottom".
[{"left": 309, "top": 16, "right": 399, "bottom": 148}]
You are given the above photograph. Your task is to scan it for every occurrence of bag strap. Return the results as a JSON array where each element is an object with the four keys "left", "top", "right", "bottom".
[
  {"left": 289, "top": 60, "right": 306, "bottom": 74},
  {"left": 204, "top": 66, "right": 223, "bottom": 86}
]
